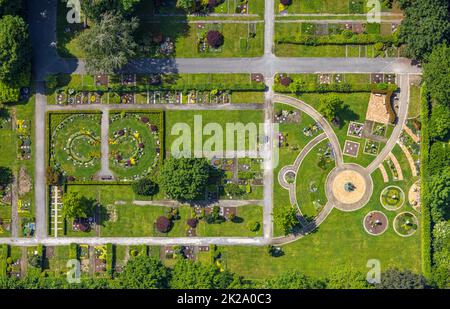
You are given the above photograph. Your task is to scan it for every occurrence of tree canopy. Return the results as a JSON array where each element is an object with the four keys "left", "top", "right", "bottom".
[
  {"left": 0, "top": 15, "right": 31, "bottom": 86},
  {"left": 375, "top": 269, "right": 426, "bottom": 289},
  {"left": 318, "top": 94, "right": 344, "bottom": 121},
  {"left": 132, "top": 177, "right": 158, "bottom": 196},
  {"left": 274, "top": 205, "right": 298, "bottom": 235},
  {"left": 423, "top": 44, "right": 450, "bottom": 106},
  {"left": 0, "top": 166, "right": 12, "bottom": 187},
  {"left": 159, "top": 157, "right": 210, "bottom": 201},
  {"left": 81, "top": 0, "right": 141, "bottom": 21},
  {"left": 78, "top": 12, "right": 138, "bottom": 74},
  {"left": 429, "top": 167, "right": 450, "bottom": 222},
  {"left": 0, "top": 0, "right": 21, "bottom": 16},
  {"left": 116, "top": 256, "right": 169, "bottom": 289},
  {"left": 398, "top": 0, "right": 450, "bottom": 60},
  {"left": 263, "top": 271, "right": 325, "bottom": 289},
  {"left": 326, "top": 268, "right": 370, "bottom": 289},
  {"left": 62, "top": 192, "right": 94, "bottom": 220}
]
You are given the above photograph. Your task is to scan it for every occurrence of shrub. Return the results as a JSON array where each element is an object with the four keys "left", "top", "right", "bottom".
[
  {"left": 374, "top": 42, "right": 385, "bottom": 51},
  {"left": 132, "top": 178, "right": 158, "bottom": 196},
  {"left": 156, "top": 216, "right": 172, "bottom": 233},
  {"left": 28, "top": 254, "right": 42, "bottom": 269},
  {"left": 342, "top": 29, "right": 354, "bottom": 39},
  {"left": 225, "top": 183, "right": 245, "bottom": 198},
  {"left": 187, "top": 218, "right": 198, "bottom": 228},
  {"left": 206, "top": 30, "right": 224, "bottom": 48},
  {"left": 280, "top": 0, "right": 291, "bottom": 5},
  {"left": 69, "top": 243, "right": 78, "bottom": 260},
  {"left": 247, "top": 220, "right": 260, "bottom": 232},
  {"left": 279, "top": 75, "right": 292, "bottom": 86},
  {"left": 45, "top": 74, "right": 58, "bottom": 92}
]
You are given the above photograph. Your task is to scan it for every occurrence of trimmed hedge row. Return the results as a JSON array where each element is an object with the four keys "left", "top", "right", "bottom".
[
  {"left": 0, "top": 244, "right": 8, "bottom": 278},
  {"left": 276, "top": 34, "right": 395, "bottom": 46},
  {"left": 419, "top": 84, "right": 432, "bottom": 279},
  {"left": 274, "top": 81, "right": 398, "bottom": 93},
  {"left": 69, "top": 243, "right": 78, "bottom": 260},
  {"left": 106, "top": 243, "right": 114, "bottom": 276}
]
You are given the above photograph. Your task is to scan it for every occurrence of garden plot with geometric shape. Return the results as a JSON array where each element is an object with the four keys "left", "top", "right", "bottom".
[
  {"left": 109, "top": 112, "right": 163, "bottom": 181},
  {"left": 49, "top": 113, "right": 102, "bottom": 181}
]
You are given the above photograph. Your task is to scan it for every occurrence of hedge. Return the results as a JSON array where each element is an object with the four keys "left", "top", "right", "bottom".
[
  {"left": 0, "top": 244, "right": 8, "bottom": 278},
  {"left": 276, "top": 34, "right": 395, "bottom": 45},
  {"left": 106, "top": 243, "right": 114, "bottom": 276},
  {"left": 0, "top": 81, "right": 20, "bottom": 103},
  {"left": 274, "top": 81, "right": 398, "bottom": 93},
  {"left": 419, "top": 84, "right": 432, "bottom": 279},
  {"left": 69, "top": 243, "right": 79, "bottom": 260}
]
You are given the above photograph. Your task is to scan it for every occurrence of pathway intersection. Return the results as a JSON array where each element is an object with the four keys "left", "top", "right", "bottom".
[{"left": 0, "top": 0, "right": 419, "bottom": 246}]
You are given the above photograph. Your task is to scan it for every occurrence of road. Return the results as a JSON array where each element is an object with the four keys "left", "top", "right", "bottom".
[{"left": 12, "top": 0, "right": 419, "bottom": 247}]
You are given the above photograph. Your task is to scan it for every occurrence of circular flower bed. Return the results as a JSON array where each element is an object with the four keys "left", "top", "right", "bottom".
[
  {"left": 380, "top": 186, "right": 405, "bottom": 210},
  {"left": 393, "top": 212, "right": 418, "bottom": 237},
  {"left": 363, "top": 211, "right": 388, "bottom": 236}
]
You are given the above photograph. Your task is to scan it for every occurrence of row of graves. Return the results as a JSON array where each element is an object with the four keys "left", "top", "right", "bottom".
[
  {"left": 208, "top": 157, "right": 264, "bottom": 200},
  {"left": 0, "top": 110, "right": 12, "bottom": 234},
  {"left": 79, "top": 244, "right": 108, "bottom": 275},
  {"left": 301, "top": 22, "right": 399, "bottom": 36}
]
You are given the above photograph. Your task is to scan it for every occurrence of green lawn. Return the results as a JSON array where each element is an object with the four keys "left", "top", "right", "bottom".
[
  {"left": 231, "top": 91, "right": 265, "bottom": 103},
  {"left": 296, "top": 140, "right": 335, "bottom": 218},
  {"left": 165, "top": 110, "right": 264, "bottom": 155},
  {"left": 408, "top": 85, "right": 421, "bottom": 119},
  {"left": 273, "top": 102, "right": 321, "bottom": 235},
  {"left": 196, "top": 205, "right": 263, "bottom": 237},
  {"left": 220, "top": 169, "right": 421, "bottom": 279},
  {"left": 44, "top": 245, "right": 70, "bottom": 276}
]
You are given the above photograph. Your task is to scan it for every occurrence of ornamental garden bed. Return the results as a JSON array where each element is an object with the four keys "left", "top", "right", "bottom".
[
  {"left": 49, "top": 112, "right": 102, "bottom": 181},
  {"left": 380, "top": 185, "right": 405, "bottom": 211},
  {"left": 393, "top": 212, "right": 418, "bottom": 237},
  {"left": 109, "top": 112, "right": 163, "bottom": 181}
]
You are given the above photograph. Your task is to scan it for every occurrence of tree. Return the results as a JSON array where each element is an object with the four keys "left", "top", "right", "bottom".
[
  {"left": 318, "top": 94, "right": 343, "bottom": 121},
  {"left": 155, "top": 216, "right": 172, "bottom": 233},
  {"left": 132, "top": 178, "right": 158, "bottom": 196},
  {"left": 170, "top": 259, "right": 238, "bottom": 289},
  {"left": 326, "top": 268, "right": 370, "bottom": 289},
  {"left": 46, "top": 167, "right": 63, "bottom": 186},
  {"left": 429, "top": 167, "right": 450, "bottom": 222},
  {"left": 81, "top": 0, "right": 141, "bottom": 22},
  {"left": 206, "top": 30, "right": 224, "bottom": 48},
  {"left": 62, "top": 192, "right": 94, "bottom": 220},
  {"left": 117, "top": 256, "right": 169, "bottom": 289},
  {"left": 0, "top": 0, "right": 21, "bottom": 16},
  {"left": 78, "top": 12, "right": 138, "bottom": 74},
  {"left": 0, "top": 166, "right": 12, "bottom": 187},
  {"left": 176, "top": 0, "right": 196, "bottom": 12},
  {"left": 28, "top": 255, "right": 42, "bottom": 269},
  {"left": 224, "top": 183, "right": 244, "bottom": 198},
  {"left": 274, "top": 205, "right": 298, "bottom": 235},
  {"left": 398, "top": 0, "right": 450, "bottom": 60},
  {"left": 429, "top": 105, "right": 450, "bottom": 139},
  {"left": 263, "top": 271, "right": 324, "bottom": 289},
  {"left": 0, "top": 15, "right": 31, "bottom": 86},
  {"left": 375, "top": 269, "right": 427, "bottom": 289},
  {"left": 159, "top": 157, "right": 210, "bottom": 201},
  {"left": 423, "top": 44, "right": 450, "bottom": 106}
]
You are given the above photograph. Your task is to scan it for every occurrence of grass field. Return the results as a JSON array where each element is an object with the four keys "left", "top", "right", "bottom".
[
  {"left": 277, "top": 0, "right": 398, "bottom": 14},
  {"left": 408, "top": 85, "right": 421, "bottom": 119},
  {"left": 165, "top": 109, "right": 264, "bottom": 155},
  {"left": 220, "top": 168, "right": 421, "bottom": 279}
]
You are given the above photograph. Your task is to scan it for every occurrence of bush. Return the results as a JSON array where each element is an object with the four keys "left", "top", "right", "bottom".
[
  {"left": 156, "top": 216, "right": 172, "bottom": 233},
  {"left": 279, "top": 75, "right": 292, "bottom": 87},
  {"left": 280, "top": 0, "right": 291, "bottom": 5},
  {"left": 28, "top": 254, "right": 42, "bottom": 269},
  {"left": 247, "top": 220, "right": 260, "bottom": 232},
  {"left": 45, "top": 74, "right": 58, "bottom": 92},
  {"left": 187, "top": 218, "right": 198, "bottom": 228},
  {"left": 225, "top": 183, "right": 245, "bottom": 198},
  {"left": 206, "top": 30, "right": 224, "bottom": 48},
  {"left": 69, "top": 243, "right": 78, "bottom": 260},
  {"left": 106, "top": 243, "right": 114, "bottom": 276},
  {"left": 132, "top": 178, "right": 158, "bottom": 196}
]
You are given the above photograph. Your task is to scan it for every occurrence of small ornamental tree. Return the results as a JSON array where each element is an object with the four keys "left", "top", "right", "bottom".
[
  {"left": 187, "top": 218, "right": 198, "bottom": 228},
  {"left": 318, "top": 94, "right": 344, "bottom": 121},
  {"left": 132, "top": 178, "right": 158, "bottom": 196},
  {"left": 0, "top": 166, "right": 13, "bottom": 187},
  {"left": 206, "top": 30, "right": 224, "bottom": 48},
  {"left": 274, "top": 205, "right": 298, "bottom": 235},
  {"left": 62, "top": 192, "right": 94, "bottom": 220},
  {"left": 156, "top": 216, "right": 172, "bottom": 233},
  {"left": 279, "top": 75, "right": 292, "bottom": 87},
  {"left": 280, "top": 0, "right": 292, "bottom": 5}
]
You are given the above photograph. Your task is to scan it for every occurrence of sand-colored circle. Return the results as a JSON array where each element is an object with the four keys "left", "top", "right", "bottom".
[
  {"left": 331, "top": 170, "right": 366, "bottom": 204},
  {"left": 325, "top": 163, "right": 373, "bottom": 212},
  {"left": 408, "top": 180, "right": 421, "bottom": 213}
]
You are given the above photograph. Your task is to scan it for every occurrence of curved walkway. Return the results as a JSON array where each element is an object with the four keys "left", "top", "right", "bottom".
[
  {"left": 379, "top": 164, "right": 389, "bottom": 182},
  {"left": 278, "top": 133, "right": 327, "bottom": 206},
  {"left": 273, "top": 94, "right": 343, "bottom": 166}
]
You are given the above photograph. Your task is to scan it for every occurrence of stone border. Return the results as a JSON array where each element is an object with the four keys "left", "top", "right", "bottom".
[
  {"left": 362, "top": 139, "right": 380, "bottom": 156},
  {"left": 363, "top": 211, "right": 389, "bottom": 236},
  {"left": 346, "top": 121, "right": 365, "bottom": 139},
  {"left": 325, "top": 163, "right": 373, "bottom": 212},
  {"left": 379, "top": 185, "right": 405, "bottom": 211},
  {"left": 343, "top": 140, "right": 360, "bottom": 158},
  {"left": 393, "top": 211, "right": 418, "bottom": 237}
]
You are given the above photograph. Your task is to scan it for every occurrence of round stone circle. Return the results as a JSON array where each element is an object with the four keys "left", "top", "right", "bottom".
[
  {"left": 326, "top": 163, "right": 373, "bottom": 211},
  {"left": 380, "top": 185, "right": 405, "bottom": 211},
  {"left": 363, "top": 211, "right": 388, "bottom": 236},
  {"left": 393, "top": 212, "right": 418, "bottom": 237}
]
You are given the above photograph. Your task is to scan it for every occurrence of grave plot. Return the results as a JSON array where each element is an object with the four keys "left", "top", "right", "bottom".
[
  {"left": 149, "top": 91, "right": 182, "bottom": 104},
  {"left": 363, "top": 139, "right": 380, "bottom": 156},
  {"left": 187, "top": 90, "right": 231, "bottom": 104},
  {"left": 343, "top": 140, "right": 360, "bottom": 157},
  {"left": 347, "top": 121, "right": 364, "bottom": 138},
  {"left": 394, "top": 212, "right": 418, "bottom": 237},
  {"left": 109, "top": 112, "right": 163, "bottom": 181},
  {"left": 49, "top": 113, "right": 102, "bottom": 181}
]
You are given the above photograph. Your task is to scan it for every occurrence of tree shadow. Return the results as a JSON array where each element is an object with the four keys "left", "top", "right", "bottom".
[{"left": 336, "top": 104, "right": 360, "bottom": 130}]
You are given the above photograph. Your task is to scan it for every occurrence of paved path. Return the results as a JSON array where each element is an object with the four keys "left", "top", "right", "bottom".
[
  {"left": 97, "top": 110, "right": 114, "bottom": 179},
  {"left": 403, "top": 124, "right": 420, "bottom": 143},
  {"left": 379, "top": 164, "right": 389, "bottom": 182}
]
